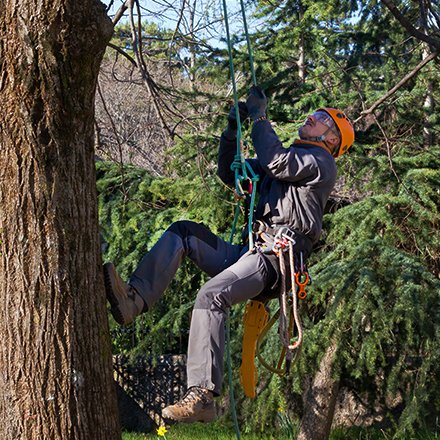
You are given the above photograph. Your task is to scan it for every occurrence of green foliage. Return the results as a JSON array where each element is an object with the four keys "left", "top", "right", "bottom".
[
  {"left": 122, "top": 424, "right": 439, "bottom": 439},
  {"left": 100, "top": 0, "right": 439, "bottom": 436},
  {"left": 96, "top": 160, "right": 236, "bottom": 356},
  {"left": 293, "top": 144, "right": 440, "bottom": 435},
  {"left": 122, "top": 420, "right": 293, "bottom": 439}
]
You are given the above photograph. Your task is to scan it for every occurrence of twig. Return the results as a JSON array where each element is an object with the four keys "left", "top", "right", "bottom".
[
  {"left": 354, "top": 51, "right": 439, "bottom": 123},
  {"left": 381, "top": 0, "right": 440, "bottom": 49},
  {"left": 128, "top": 0, "right": 173, "bottom": 137},
  {"left": 108, "top": 43, "right": 137, "bottom": 66},
  {"left": 427, "top": 1, "right": 440, "bottom": 30},
  {"left": 112, "top": 0, "right": 131, "bottom": 25},
  {"left": 96, "top": 82, "right": 129, "bottom": 203},
  {"left": 373, "top": 114, "right": 401, "bottom": 183}
]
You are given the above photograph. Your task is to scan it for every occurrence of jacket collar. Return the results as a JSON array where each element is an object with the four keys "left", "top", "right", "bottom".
[{"left": 293, "top": 139, "right": 334, "bottom": 156}]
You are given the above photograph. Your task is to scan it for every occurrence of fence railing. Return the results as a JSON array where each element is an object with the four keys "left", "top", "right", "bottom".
[{"left": 113, "top": 354, "right": 187, "bottom": 428}]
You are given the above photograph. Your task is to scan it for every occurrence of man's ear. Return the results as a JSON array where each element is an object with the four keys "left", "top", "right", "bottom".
[
  {"left": 324, "top": 134, "right": 340, "bottom": 156},
  {"left": 326, "top": 133, "right": 340, "bottom": 148}
]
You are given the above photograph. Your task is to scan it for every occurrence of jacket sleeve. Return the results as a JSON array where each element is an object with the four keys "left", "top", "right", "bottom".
[{"left": 251, "top": 120, "right": 320, "bottom": 182}]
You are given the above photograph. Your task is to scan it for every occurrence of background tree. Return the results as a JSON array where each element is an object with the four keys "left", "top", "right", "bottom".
[{"left": 0, "top": 1, "right": 121, "bottom": 439}]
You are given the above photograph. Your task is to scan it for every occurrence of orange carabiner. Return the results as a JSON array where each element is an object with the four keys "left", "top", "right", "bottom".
[{"left": 294, "top": 271, "right": 310, "bottom": 299}]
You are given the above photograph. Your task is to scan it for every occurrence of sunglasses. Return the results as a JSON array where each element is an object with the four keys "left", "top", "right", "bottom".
[{"left": 308, "top": 111, "right": 336, "bottom": 129}]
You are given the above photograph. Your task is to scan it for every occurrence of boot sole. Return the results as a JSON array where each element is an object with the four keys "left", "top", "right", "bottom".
[
  {"left": 103, "top": 263, "right": 126, "bottom": 325},
  {"left": 162, "top": 408, "right": 216, "bottom": 423}
]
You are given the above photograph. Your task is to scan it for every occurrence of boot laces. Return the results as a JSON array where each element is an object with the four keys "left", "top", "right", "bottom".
[{"left": 177, "top": 387, "right": 208, "bottom": 407}]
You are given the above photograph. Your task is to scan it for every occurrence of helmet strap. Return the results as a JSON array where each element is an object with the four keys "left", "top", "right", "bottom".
[{"left": 303, "top": 126, "right": 334, "bottom": 143}]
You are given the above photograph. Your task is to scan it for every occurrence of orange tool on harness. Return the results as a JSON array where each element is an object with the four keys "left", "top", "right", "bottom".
[{"left": 294, "top": 271, "right": 310, "bottom": 300}]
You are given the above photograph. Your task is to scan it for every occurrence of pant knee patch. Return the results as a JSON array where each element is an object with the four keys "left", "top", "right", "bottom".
[
  {"left": 194, "top": 287, "right": 216, "bottom": 310},
  {"left": 168, "top": 220, "right": 218, "bottom": 250}
]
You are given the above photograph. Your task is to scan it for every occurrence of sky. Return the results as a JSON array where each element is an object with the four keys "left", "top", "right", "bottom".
[{"left": 104, "top": 0, "right": 261, "bottom": 47}]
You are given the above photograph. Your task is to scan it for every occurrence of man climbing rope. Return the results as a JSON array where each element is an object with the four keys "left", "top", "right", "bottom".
[{"left": 103, "top": 85, "right": 354, "bottom": 423}]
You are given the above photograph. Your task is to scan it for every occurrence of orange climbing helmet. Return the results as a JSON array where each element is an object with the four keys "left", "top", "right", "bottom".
[{"left": 317, "top": 108, "right": 355, "bottom": 157}]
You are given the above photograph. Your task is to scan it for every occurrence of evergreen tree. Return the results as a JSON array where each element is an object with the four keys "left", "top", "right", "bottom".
[{"left": 97, "top": 0, "right": 439, "bottom": 435}]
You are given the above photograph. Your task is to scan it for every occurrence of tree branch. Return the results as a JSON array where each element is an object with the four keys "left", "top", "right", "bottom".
[
  {"left": 427, "top": 1, "right": 440, "bottom": 30},
  {"left": 112, "top": 0, "right": 130, "bottom": 25},
  {"left": 107, "top": 42, "right": 137, "bottom": 66},
  {"left": 354, "top": 51, "right": 439, "bottom": 123},
  {"left": 381, "top": 0, "right": 440, "bottom": 49}
]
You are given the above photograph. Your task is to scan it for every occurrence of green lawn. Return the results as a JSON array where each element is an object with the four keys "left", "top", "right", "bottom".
[
  {"left": 123, "top": 424, "right": 440, "bottom": 440},
  {"left": 123, "top": 421, "right": 289, "bottom": 440}
]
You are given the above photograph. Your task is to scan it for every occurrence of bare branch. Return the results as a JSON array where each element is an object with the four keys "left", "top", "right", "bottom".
[
  {"left": 381, "top": 0, "right": 440, "bottom": 49},
  {"left": 112, "top": 0, "right": 130, "bottom": 25},
  {"left": 354, "top": 51, "right": 439, "bottom": 123},
  {"left": 97, "top": 82, "right": 129, "bottom": 201},
  {"left": 108, "top": 42, "right": 137, "bottom": 66},
  {"left": 128, "top": 0, "right": 174, "bottom": 137}
]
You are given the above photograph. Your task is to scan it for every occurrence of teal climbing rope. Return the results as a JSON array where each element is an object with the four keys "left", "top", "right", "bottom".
[
  {"left": 221, "top": 1, "right": 260, "bottom": 439},
  {"left": 240, "top": 0, "right": 257, "bottom": 87},
  {"left": 223, "top": 0, "right": 259, "bottom": 249},
  {"left": 221, "top": 2, "right": 243, "bottom": 438}
]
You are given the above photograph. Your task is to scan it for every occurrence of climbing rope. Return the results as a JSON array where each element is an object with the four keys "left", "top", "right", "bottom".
[
  {"left": 222, "top": 0, "right": 259, "bottom": 250},
  {"left": 239, "top": 0, "right": 257, "bottom": 87},
  {"left": 221, "top": 1, "right": 309, "bottom": 433},
  {"left": 221, "top": 0, "right": 259, "bottom": 437},
  {"left": 255, "top": 241, "right": 305, "bottom": 375}
]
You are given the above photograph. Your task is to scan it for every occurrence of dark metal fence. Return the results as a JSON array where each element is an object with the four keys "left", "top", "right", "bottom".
[{"left": 113, "top": 354, "right": 187, "bottom": 428}]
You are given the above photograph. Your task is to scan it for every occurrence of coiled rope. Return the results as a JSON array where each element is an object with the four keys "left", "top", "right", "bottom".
[{"left": 256, "top": 242, "right": 303, "bottom": 375}]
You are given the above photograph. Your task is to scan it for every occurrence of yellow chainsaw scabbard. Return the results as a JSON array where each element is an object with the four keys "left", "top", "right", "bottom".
[{"left": 239, "top": 300, "right": 269, "bottom": 398}]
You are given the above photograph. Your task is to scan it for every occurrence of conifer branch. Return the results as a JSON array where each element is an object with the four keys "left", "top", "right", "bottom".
[
  {"left": 381, "top": 0, "right": 440, "bottom": 49},
  {"left": 354, "top": 51, "right": 439, "bottom": 123}
]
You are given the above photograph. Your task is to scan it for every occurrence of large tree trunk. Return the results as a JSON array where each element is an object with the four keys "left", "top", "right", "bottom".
[
  {"left": 0, "top": 1, "right": 120, "bottom": 439},
  {"left": 296, "top": 341, "right": 340, "bottom": 440}
]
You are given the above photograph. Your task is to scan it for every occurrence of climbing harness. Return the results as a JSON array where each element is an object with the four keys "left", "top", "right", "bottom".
[{"left": 240, "top": 228, "right": 311, "bottom": 398}]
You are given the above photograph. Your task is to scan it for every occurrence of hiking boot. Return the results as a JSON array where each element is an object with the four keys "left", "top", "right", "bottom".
[
  {"left": 162, "top": 387, "right": 216, "bottom": 423},
  {"left": 103, "top": 262, "right": 147, "bottom": 325}
]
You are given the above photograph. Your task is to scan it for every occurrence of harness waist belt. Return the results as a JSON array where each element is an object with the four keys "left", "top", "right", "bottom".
[{"left": 253, "top": 221, "right": 313, "bottom": 257}]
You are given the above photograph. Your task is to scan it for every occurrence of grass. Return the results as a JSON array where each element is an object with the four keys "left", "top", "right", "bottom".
[
  {"left": 123, "top": 424, "right": 440, "bottom": 440},
  {"left": 122, "top": 421, "right": 289, "bottom": 439}
]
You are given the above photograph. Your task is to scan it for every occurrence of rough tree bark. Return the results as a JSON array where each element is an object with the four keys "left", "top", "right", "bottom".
[
  {"left": 0, "top": 1, "right": 120, "bottom": 439},
  {"left": 296, "top": 341, "right": 340, "bottom": 440}
]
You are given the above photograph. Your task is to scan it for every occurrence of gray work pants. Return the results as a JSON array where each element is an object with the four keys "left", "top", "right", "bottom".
[{"left": 129, "top": 220, "right": 276, "bottom": 395}]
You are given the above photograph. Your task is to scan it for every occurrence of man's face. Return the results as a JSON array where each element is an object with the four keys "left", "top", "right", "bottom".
[{"left": 298, "top": 111, "right": 339, "bottom": 144}]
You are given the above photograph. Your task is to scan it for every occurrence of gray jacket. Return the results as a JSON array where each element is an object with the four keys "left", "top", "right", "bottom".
[{"left": 218, "top": 119, "right": 337, "bottom": 245}]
